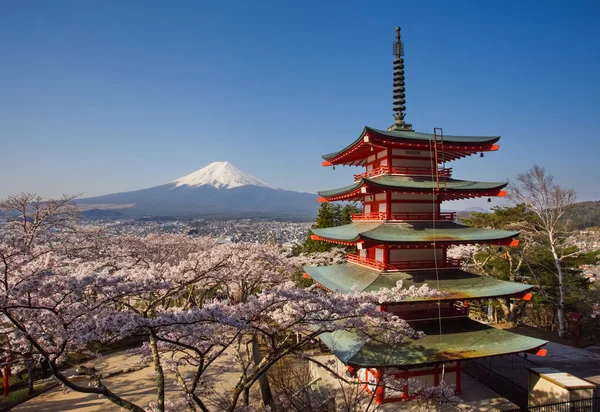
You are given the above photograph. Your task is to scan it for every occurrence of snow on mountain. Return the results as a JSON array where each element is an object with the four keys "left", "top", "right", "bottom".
[{"left": 173, "top": 162, "right": 277, "bottom": 190}]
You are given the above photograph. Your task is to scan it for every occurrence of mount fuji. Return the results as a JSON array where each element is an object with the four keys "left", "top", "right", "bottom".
[{"left": 77, "top": 162, "right": 319, "bottom": 219}]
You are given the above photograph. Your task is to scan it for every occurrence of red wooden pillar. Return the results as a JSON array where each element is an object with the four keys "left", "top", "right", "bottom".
[
  {"left": 3, "top": 366, "right": 8, "bottom": 397},
  {"left": 374, "top": 368, "right": 385, "bottom": 404},
  {"left": 383, "top": 245, "right": 390, "bottom": 267},
  {"left": 455, "top": 363, "right": 462, "bottom": 394},
  {"left": 385, "top": 190, "right": 391, "bottom": 218}
]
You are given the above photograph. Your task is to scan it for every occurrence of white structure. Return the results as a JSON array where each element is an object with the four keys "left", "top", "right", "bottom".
[{"left": 528, "top": 367, "right": 595, "bottom": 406}]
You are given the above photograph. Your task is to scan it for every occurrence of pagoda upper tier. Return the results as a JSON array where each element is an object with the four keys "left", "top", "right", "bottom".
[
  {"left": 310, "top": 221, "right": 519, "bottom": 247},
  {"left": 318, "top": 175, "right": 507, "bottom": 202},
  {"left": 322, "top": 127, "right": 499, "bottom": 166}
]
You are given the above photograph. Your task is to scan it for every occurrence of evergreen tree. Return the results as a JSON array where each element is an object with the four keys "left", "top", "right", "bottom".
[{"left": 302, "top": 202, "right": 362, "bottom": 253}]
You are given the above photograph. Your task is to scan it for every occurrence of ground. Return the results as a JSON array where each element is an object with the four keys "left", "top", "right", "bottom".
[
  {"left": 13, "top": 341, "right": 600, "bottom": 411},
  {"left": 12, "top": 351, "right": 243, "bottom": 412}
]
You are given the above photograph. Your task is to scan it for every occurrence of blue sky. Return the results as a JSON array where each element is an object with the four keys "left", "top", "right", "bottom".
[{"left": 1, "top": 0, "right": 599, "bottom": 210}]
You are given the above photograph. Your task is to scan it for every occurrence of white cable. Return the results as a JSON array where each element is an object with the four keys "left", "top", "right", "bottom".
[
  {"left": 429, "top": 136, "right": 443, "bottom": 344},
  {"left": 441, "top": 361, "right": 446, "bottom": 383}
]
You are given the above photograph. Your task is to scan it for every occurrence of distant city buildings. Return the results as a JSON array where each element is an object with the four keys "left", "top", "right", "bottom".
[{"left": 80, "top": 218, "right": 312, "bottom": 247}]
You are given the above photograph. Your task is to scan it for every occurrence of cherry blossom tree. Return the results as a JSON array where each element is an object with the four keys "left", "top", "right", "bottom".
[{"left": 0, "top": 193, "right": 441, "bottom": 412}]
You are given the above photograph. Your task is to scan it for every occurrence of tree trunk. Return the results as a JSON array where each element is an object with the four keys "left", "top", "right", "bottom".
[
  {"left": 500, "top": 298, "right": 518, "bottom": 324},
  {"left": 251, "top": 337, "right": 274, "bottom": 409},
  {"left": 27, "top": 358, "right": 35, "bottom": 394},
  {"left": 487, "top": 300, "right": 494, "bottom": 323},
  {"left": 243, "top": 387, "right": 250, "bottom": 406},
  {"left": 149, "top": 334, "right": 166, "bottom": 412},
  {"left": 510, "top": 301, "right": 518, "bottom": 324},
  {"left": 557, "top": 306, "right": 566, "bottom": 337},
  {"left": 500, "top": 298, "right": 511, "bottom": 324},
  {"left": 551, "top": 244, "right": 567, "bottom": 338}
]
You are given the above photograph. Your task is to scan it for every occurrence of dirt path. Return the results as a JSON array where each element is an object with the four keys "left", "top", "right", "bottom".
[{"left": 13, "top": 351, "right": 242, "bottom": 412}]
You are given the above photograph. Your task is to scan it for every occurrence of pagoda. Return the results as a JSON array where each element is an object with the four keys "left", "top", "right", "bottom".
[{"left": 303, "top": 27, "right": 547, "bottom": 405}]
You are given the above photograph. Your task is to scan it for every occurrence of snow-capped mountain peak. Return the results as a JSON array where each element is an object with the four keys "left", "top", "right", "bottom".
[{"left": 173, "top": 162, "right": 277, "bottom": 190}]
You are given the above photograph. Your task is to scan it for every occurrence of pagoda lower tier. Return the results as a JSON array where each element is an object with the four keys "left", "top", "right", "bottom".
[
  {"left": 318, "top": 317, "right": 547, "bottom": 403},
  {"left": 304, "top": 264, "right": 533, "bottom": 301},
  {"left": 304, "top": 264, "right": 547, "bottom": 404},
  {"left": 319, "top": 317, "right": 546, "bottom": 369}
]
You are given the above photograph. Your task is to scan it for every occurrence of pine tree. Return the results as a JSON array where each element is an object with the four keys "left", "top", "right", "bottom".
[{"left": 302, "top": 202, "right": 362, "bottom": 253}]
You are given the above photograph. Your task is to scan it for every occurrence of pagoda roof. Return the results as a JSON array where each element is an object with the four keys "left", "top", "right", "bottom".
[
  {"left": 318, "top": 175, "right": 507, "bottom": 201},
  {"left": 303, "top": 264, "right": 532, "bottom": 301},
  {"left": 367, "top": 127, "right": 500, "bottom": 144},
  {"left": 310, "top": 222, "right": 518, "bottom": 246},
  {"left": 319, "top": 317, "right": 546, "bottom": 368},
  {"left": 322, "top": 127, "right": 500, "bottom": 165}
]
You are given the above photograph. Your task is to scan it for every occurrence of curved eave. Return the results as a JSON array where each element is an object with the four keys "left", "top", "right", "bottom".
[
  {"left": 319, "top": 318, "right": 547, "bottom": 368},
  {"left": 322, "top": 127, "right": 501, "bottom": 165},
  {"left": 318, "top": 181, "right": 362, "bottom": 199},
  {"left": 317, "top": 176, "right": 508, "bottom": 201},
  {"left": 304, "top": 264, "right": 533, "bottom": 301},
  {"left": 310, "top": 222, "right": 519, "bottom": 246},
  {"left": 366, "top": 127, "right": 500, "bottom": 145}
]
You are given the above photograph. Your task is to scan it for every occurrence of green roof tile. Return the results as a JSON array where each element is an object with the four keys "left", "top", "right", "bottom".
[
  {"left": 323, "top": 127, "right": 500, "bottom": 161},
  {"left": 318, "top": 175, "right": 507, "bottom": 198},
  {"left": 319, "top": 318, "right": 546, "bottom": 367},
  {"left": 311, "top": 222, "right": 519, "bottom": 244},
  {"left": 365, "top": 127, "right": 500, "bottom": 144},
  {"left": 303, "top": 264, "right": 532, "bottom": 300}
]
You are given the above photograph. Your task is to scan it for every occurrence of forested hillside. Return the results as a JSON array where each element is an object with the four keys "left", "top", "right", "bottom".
[{"left": 565, "top": 201, "right": 600, "bottom": 229}]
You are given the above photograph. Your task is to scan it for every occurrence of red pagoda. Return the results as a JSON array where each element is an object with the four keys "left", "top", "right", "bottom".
[{"left": 303, "top": 27, "right": 547, "bottom": 405}]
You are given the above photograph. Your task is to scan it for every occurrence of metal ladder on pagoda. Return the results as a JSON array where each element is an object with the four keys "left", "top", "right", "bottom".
[{"left": 433, "top": 127, "right": 447, "bottom": 191}]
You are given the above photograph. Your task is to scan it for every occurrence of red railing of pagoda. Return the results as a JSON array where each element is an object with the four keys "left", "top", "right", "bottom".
[
  {"left": 353, "top": 165, "right": 452, "bottom": 181},
  {"left": 351, "top": 212, "right": 456, "bottom": 222},
  {"left": 346, "top": 253, "right": 391, "bottom": 270},
  {"left": 346, "top": 253, "right": 462, "bottom": 271}
]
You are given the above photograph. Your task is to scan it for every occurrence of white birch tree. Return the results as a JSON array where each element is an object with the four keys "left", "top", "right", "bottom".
[{"left": 508, "top": 165, "right": 577, "bottom": 337}]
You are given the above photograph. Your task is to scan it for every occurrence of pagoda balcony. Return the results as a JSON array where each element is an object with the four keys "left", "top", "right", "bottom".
[
  {"left": 351, "top": 211, "right": 456, "bottom": 222},
  {"left": 346, "top": 254, "right": 391, "bottom": 270},
  {"left": 353, "top": 165, "right": 452, "bottom": 182},
  {"left": 347, "top": 253, "right": 462, "bottom": 271}
]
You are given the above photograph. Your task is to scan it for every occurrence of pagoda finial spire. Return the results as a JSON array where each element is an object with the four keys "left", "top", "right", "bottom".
[{"left": 389, "top": 26, "right": 413, "bottom": 131}]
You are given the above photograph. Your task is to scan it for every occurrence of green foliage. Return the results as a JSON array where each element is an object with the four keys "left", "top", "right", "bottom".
[
  {"left": 461, "top": 204, "right": 536, "bottom": 229},
  {"left": 302, "top": 203, "right": 362, "bottom": 253},
  {"left": 575, "top": 250, "right": 600, "bottom": 265},
  {"left": 291, "top": 268, "right": 314, "bottom": 288},
  {"left": 564, "top": 201, "right": 600, "bottom": 230},
  {"left": 463, "top": 204, "right": 598, "bottom": 330}
]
